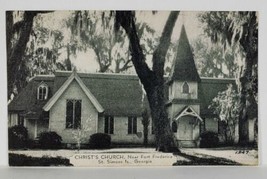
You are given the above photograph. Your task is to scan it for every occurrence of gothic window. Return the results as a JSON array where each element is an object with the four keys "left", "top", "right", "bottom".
[
  {"left": 104, "top": 116, "right": 114, "bottom": 134},
  {"left": 182, "top": 81, "right": 189, "bottom": 94},
  {"left": 128, "top": 116, "right": 137, "bottom": 134},
  {"left": 37, "top": 84, "right": 48, "bottom": 100},
  {"left": 172, "top": 121, "right": 177, "bottom": 133},
  {"left": 18, "top": 115, "right": 24, "bottom": 126},
  {"left": 66, "top": 99, "right": 81, "bottom": 129}
]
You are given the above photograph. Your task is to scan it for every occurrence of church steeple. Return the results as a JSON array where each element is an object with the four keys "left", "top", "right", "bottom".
[{"left": 169, "top": 25, "right": 200, "bottom": 83}]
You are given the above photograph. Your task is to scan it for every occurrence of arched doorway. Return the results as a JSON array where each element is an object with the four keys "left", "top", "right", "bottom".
[
  {"left": 177, "top": 116, "right": 196, "bottom": 140},
  {"left": 173, "top": 106, "right": 203, "bottom": 147}
]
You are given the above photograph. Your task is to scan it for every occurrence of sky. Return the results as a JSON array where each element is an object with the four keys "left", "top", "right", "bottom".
[{"left": 36, "top": 11, "right": 204, "bottom": 73}]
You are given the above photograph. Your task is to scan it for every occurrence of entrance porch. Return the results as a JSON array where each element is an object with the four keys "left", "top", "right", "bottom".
[{"left": 172, "top": 106, "right": 203, "bottom": 148}]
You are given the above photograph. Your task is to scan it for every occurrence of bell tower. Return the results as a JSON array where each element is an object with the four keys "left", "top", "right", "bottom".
[
  {"left": 168, "top": 24, "right": 200, "bottom": 104},
  {"left": 166, "top": 25, "right": 203, "bottom": 147}
]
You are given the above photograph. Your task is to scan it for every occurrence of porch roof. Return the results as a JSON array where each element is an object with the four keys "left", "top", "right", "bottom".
[{"left": 173, "top": 106, "right": 203, "bottom": 122}]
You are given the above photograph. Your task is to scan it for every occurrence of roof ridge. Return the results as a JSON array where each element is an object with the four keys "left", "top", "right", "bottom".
[
  {"left": 55, "top": 70, "right": 137, "bottom": 76},
  {"left": 29, "top": 74, "right": 55, "bottom": 82},
  {"left": 200, "top": 76, "right": 236, "bottom": 80},
  {"left": 54, "top": 71, "right": 141, "bottom": 80}
]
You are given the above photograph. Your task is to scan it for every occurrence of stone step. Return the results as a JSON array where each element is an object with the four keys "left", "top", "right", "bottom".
[{"left": 178, "top": 140, "right": 197, "bottom": 148}]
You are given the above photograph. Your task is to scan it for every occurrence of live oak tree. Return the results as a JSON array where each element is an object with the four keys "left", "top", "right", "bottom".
[
  {"left": 66, "top": 11, "right": 132, "bottom": 73},
  {"left": 115, "top": 11, "right": 180, "bottom": 152},
  {"left": 200, "top": 12, "right": 258, "bottom": 145},
  {"left": 6, "top": 11, "right": 54, "bottom": 99},
  {"left": 209, "top": 85, "right": 240, "bottom": 143},
  {"left": 7, "top": 11, "right": 38, "bottom": 99},
  {"left": 192, "top": 38, "right": 237, "bottom": 78},
  {"left": 7, "top": 11, "right": 73, "bottom": 100},
  {"left": 68, "top": 11, "right": 159, "bottom": 73},
  {"left": 25, "top": 23, "right": 67, "bottom": 76}
]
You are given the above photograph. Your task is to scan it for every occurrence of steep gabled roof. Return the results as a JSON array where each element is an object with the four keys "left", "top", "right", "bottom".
[
  {"left": 8, "top": 71, "right": 150, "bottom": 117},
  {"left": 52, "top": 71, "right": 149, "bottom": 116},
  {"left": 43, "top": 70, "right": 104, "bottom": 113},
  {"left": 8, "top": 75, "right": 54, "bottom": 118},
  {"left": 169, "top": 25, "right": 200, "bottom": 83}
]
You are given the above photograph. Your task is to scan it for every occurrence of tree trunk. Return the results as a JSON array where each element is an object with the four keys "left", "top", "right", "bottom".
[
  {"left": 7, "top": 12, "right": 37, "bottom": 99},
  {"left": 6, "top": 11, "right": 13, "bottom": 63},
  {"left": 238, "top": 12, "right": 258, "bottom": 145},
  {"left": 146, "top": 86, "right": 177, "bottom": 151},
  {"left": 141, "top": 109, "right": 149, "bottom": 147},
  {"left": 238, "top": 57, "right": 257, "bottom": 145},
  {"left": 116, "top": 11, "right": 180, "bottom": 152}
]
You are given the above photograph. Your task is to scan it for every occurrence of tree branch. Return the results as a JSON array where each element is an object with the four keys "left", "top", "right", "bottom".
[
  {"left": 115, "top": 11, "right": 155, "bottom": 90},
  {"left": 118, "top": 59, "right": 132, "bottom": 72},
  {"left": 152, "top": 11, "right": 179, "bottom": 79}
]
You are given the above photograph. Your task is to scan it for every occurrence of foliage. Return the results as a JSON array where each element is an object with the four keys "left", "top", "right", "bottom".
[
  {"left": 200, "top": 131, "right": 219, "bottom": 148},
  {"left": 67, "top": 11, "right": 159, "bottom": 73},
  {"left": 199, "top": 11, "right": 258, "bottom": 144},
  {"left": 25, "top": 24, "right": 65, "bottom": 76},
  {"left": 7, "top": 11, "right": 38, "bottom": 99},
  {"left": 209, "top": 84, "right": 240, "bottom": 143},
  {"left": 89, "top": 133, "right": 111, "bottom": 149},
  {"left": 9, "top": 153, "right": 72, "bottom": 166},
  {"left": 71, "top": 118, "right": 91, "bottom": 150},
  {"left": 66, "top": 11, "right": 129, "bottom": 73},
  {"left": 199, "top": 12, "right": 258, "bottom": 56},
  {"left": 8, "top": 125, "right": 28, "bottom": 149},
  {"left": 39, "top": 131, "right": 62, "bottom": 149},
  {"left": 192, "top": 38, "right": 237, "bottom": 78},
  {"left": 26, "top": 139, "right": 40, "bottom": 149},
  {"left": 7, "top": 11, "right": 71, "bottom": 100}
]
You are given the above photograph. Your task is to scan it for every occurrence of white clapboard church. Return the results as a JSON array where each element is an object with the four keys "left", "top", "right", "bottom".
[{"left": 8, "top": 26, "right": 256, "bottom": 147}]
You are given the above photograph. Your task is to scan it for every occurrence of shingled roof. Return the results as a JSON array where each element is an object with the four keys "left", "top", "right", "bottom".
[
  {"left": 169, "top": 25, "right": 201, "bottom": 83},
  {"left": 8, "top": 72, "right": 149, "bottom": 117},
  {"left": 8, "top": 75, "right": 54, "bottom": 118},
  {"left": 8, "top": 71, "right": 235, "bottom": 119}
]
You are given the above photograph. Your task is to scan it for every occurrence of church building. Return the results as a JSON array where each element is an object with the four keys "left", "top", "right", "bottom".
[{"left": 9, "top": 26, "right": 253, "bottom": 148}]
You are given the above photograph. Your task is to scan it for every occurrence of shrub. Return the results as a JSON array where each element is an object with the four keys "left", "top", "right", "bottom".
[
  {"left": 9, "top": 153, "right": 72, "bottom": 166},
  {"left": 89, "top": 133, "right": 111, "bottom": 149},
  {"left": 39, "top": 131, "right": 62, "bottom": 149},
  {"left": 200, "top": 131, "right": 219, "bottom": 148},
  {"left": 27, "top": 139, "right": 40, "bottom": 149},
  {"left": 8, "top": 125, "right": 28, "bottom": 149}
]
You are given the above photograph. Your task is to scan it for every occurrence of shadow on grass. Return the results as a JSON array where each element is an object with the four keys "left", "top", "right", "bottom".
[
  {"left": 173, "top": 152, "right": 241, "bottom": 166},
  {"left": 9, "top": 153, "right": 73, "bottom": 166}
]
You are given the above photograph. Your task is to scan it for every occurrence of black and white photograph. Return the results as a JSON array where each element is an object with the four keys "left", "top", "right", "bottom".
[{"left": 6, "top": 10, "right": 258, "bottom": 167}]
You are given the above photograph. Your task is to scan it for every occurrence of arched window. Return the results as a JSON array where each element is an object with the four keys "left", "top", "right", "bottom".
[
  {"left": 37, "top": 83, "right": 48, "bottom": 100},
  {"left": 172, "top": 121, "right": 177, "bottom": 133},
  {"left": 182, "top": 81, "right": 189, "bottom": 93}
]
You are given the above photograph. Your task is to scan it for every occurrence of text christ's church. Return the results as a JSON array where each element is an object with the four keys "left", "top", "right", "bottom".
[{"left": 9, "top": 26, "right": 251, "bottom": 148}]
